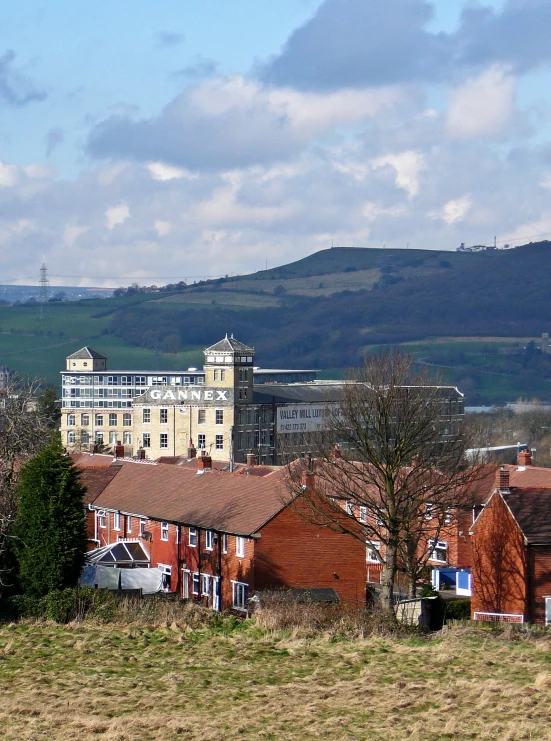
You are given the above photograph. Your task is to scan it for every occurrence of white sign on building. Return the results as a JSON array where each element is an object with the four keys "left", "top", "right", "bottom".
[{"left": 277, "top": 403, "right": 337, "bottom": 434}]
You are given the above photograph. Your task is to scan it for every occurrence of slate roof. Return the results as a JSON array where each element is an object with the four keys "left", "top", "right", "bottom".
[
  {"left": 78, "top": 466, "right": 122, "bottom": 505},
  {"left": 503, "top": 487, "right": 551, "bottom": 543},
  {"left": 254, "top": 382, "right": 346, "bottom": 404},
  {"left": 66, "top": 347, "right": 107, "bottom": 360},
  {"left": 204, "top": 335, "right": 254, "bottom": 355},
  {"left": 91, "top": 463, "right": 288, "bottom": 536}
]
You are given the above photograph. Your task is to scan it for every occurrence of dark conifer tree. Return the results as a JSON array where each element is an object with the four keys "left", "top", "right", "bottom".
[{"left": 15, "top": 436, "right": 86, "bottom": 597}]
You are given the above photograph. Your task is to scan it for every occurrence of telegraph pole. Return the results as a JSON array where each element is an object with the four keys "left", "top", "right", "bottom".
[{"left": 38, "top": 263, "right": 49, "bottom": 320}]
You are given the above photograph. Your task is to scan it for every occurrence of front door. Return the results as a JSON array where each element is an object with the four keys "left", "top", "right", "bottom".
[{"left": 545, "top": 597, "right": 551, "bottom": 625}]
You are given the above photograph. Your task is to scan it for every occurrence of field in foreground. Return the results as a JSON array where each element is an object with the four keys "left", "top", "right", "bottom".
[{"left": 1, "top": 619, "right": 551, "bottom": 740}]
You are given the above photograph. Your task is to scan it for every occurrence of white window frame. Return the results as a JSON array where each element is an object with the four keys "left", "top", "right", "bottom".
[
  {"left": 231, "top": 581, "right": 248, "bottom": 611},
  {"left": 160, "top": 408, "right": 168, "bottom": 424},
  {"left": 215, "top": 409, "right": 223, "bottom": 425},
  {"left": 98, "top": 510, "right": 106, "bottom": 529},
  {"left": 160, "top": 522, "right": 169, "bottom": 541},
  {"left": 67, "top": 431, "right": 75, "bottom": 444},
  {"left": 197, "top": 434, "right": 206, "bottom": 450},
  {"left": 201, "top": 573, "right": 211, "bottom": 596},
  {"left": 126, "top": 515, "right": 132, "bottom": 533},
  {"left": 222, "top": 534, "right": 227, "bottom": 553},
  {"left": 123, "top": 413, "right": 132, "bottom": 427},
  {"left": 197, "top": 409, "right": 206, "bottom": 425},
  {"left": 205, "top": 530, "right": 213, "bottom": 550},
  {"left": 359, "top": 506, "right": 367, "bottom": 523},
  {"left": 142, "top": 433, "right": 151, "bottom": 448},
  {"left": 108, "top": 413, "right": 117, "bottom": 427},
  {"left": 428, "top": 539, "right": 448, "bottom": 563},
  {"left": 236, "top": 536, "right": 245, "bottom": 558},
  {"left": 192, "top": 572, "right": 200, "bottom": 596},
  {"left": 345, "top": 501, "right": 353, "bottom": 515},
  {"left": 143, "top": 408, "right": 151, "bottom": 424},
  {"left": 215, "top": 435, "right": 223, "bottom": 450},
  {"left": 425, "top": 503, "right": 434, "bottom": 521},
  {"left": 189, "top": 527, "right": 197, "bottom": 547},
  {"left": 139, "top": 518, "right": 146, "bottom": 536},
  {"left": 160, "top": 433, "right": 168, "bottom": 449},
  {"left": 366, "top": 540, "right": 381, "bottom": 563},
  {"left": 113, "top": 512, "right": 121, "bottom": 531},
  {"left": 67, "top": 413, "right": 76, "bottom": 426},
  {"left": 123, "top": 431, "right": 131, "bottom": 445}
]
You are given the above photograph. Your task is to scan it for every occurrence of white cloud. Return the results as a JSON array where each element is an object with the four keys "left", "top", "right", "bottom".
[
  {"left": 154, "top": 220, "right": 171, "bottom": 236},
  {"left": 0, "top": 162, "right": 20, "bottom": 187},
  {"left": 430, "top": 194, "right": 472, "bottom": 225},
  {"left": 63, "top": 223, "right": 89, "bottom": 247},
  {"left": 446, "top": 66, "right": 515, "bottom": 139},
  {"left": 147, "top": 162, "right": 197, "bottom": 181},
  {"left": 370, "top": 151, "right": 426, "bottom": 199},
  {"left": 105, "top": 204, "right": 130, "bottom": 229}
]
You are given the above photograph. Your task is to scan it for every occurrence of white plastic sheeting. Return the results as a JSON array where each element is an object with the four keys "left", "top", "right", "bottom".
[{"left": 120, "top": 568, "right": 163, "bottom": 593}]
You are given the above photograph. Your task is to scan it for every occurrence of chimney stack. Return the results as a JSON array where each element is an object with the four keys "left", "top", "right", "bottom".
[
  {"left": 137, "top": 447, "right": 146, "bottom": 460},
  {"left": 330, "top": 444, "right": 341, "bottom": 461},
  {"left": 517, "top": 449, "right": 532, "bottom": 467},
  {"left": 301, "top": 470, "right": 316, "bottom": 490},
  {"left": 114, "top": 441, "right": 125, "bottom": 459},
  {"left": 197, "top": 450, "right": 212, "bottom": 471},
  {"left": 499, "top": 466, "right": 510, "bottom": 493},
  {"left": 246, "top": 451, "right": 257, "bottom": 467},
  {"left": 187, "top": 439, "right": 197, "bottom": 459}
]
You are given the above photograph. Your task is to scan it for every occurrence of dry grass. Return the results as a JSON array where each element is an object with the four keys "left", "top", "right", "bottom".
[{"left": 1, "top": 614, "right": 551, "bottom": 740}]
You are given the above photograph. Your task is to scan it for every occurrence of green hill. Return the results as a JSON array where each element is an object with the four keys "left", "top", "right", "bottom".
[{"left": 2, "top": 242, "right": 551, "bottom": 404}]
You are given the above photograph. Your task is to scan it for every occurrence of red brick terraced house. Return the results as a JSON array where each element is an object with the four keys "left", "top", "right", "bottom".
[
  {"left": 471, "top": 464, "right": 551, "bottom": 625},
  {"left": 80, "top": 456, "right": 367, "bottom": 611}
]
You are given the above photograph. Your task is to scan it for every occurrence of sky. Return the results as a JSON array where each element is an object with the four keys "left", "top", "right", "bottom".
[{"left": 2, "top": 0, "right": 551, "bottom": 287}]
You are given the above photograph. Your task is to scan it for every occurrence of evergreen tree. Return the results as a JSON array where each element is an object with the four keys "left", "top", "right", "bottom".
[{"left": 15, "top": 436, "right": 86, "bottom": 597}]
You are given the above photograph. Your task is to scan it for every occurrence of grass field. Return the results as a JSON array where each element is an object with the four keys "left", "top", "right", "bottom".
[{"left": 1, "top": 616, "right": 551, "bottom": 740}]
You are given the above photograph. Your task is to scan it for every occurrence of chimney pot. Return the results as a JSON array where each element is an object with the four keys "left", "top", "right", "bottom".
[
  {"left": 137, "top": 447, "right": 146, "bottom": 460},
  {"left": 499, "top": 466, "right": 510, "bottom": 493},
  {"left": 188, "top": 438, "right": 197, "bottom": 459},
  {"left": 114, "top": 442, "right": 125, "bottom": 459},
  {"left": 198, "top": 454, "right": 212, "bottom": 471},
  {"left": 247, "top": 451, "right": 257, "bottom": 467},
  {"left": 517, "top": 449, "right": 532, "bottom": 467}
]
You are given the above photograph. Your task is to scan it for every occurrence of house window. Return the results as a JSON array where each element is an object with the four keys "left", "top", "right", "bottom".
[
  {"left": 95, "top": 431, "right": 104, "bottom": 443},
  {"left": 81, "top": 414, "right": 90, "bottom": 426},
  {"left": 236, "top": 536, "right": 245, "bottom": 558},
  {"left": 359, "top": 506, "right": 367, "bottom": 523},
  {"left": 215, "top": 435, "right": 223, "bottom": 450},
  {"left": 127, "top": 516, "right": 132, "bottom": 533},
  {"left": 98, "top": 510, "right": 106, "bottom": 529},
  {"left": 192, "top": 573, "right": 200, "bottom": 596},
  {"left": 158, "top": 564, "right": 172, "bottom": 591},
  {"left": 545, "top": 597, "right": 551, "bottom": 626},
  {"left": 197, "top": 434, "right": 206, "bottom": 450},
  {"left": 109, "top": 431, "right": 117, "bottom": 444},
  {"left": 95, "top": 413, "right": 103, "bottom": 427},
  {"left": 215, "top": 409, "right": 223, "bottom": 425},
  {"left": 205, "top": 530, "right": 213, "bottom": 550},
  {"left": 198, "top": 409, "right": 206, "bottom": 425},
  {"left": 214, "top": 370, "right": 219, "bottom": 381},
  {"left": 123, "top": 413, "right": 132, "bottom": 426},
  {"left": 345, "top": 501, "right": 353, "bottom": 515},
  {"left": 107, "top": 376, "right": 118, "bottom": 386},
  {"left": 67, "top": 431, "right": 75, "bottom": 444},
  {"left": 220, "top": 370, "right": 225, "bottom": 382},
  {"left": 143, "top": 408, "right": 151, "bottom": 424},
  {"left": 201, "top": 573, "right": 211, "bottom": 596},
  {"left": 237, "top": 432, "right": 244, "bottom": 451},
  {"left": 444, "top": 506, "right": 452, "bottom": 524},
  {"left": 160, "top": 433, "right": 168, "bottom": 449},
  {"left": 160, "top": 408, "right": 168, "bottom": 424},
  {"left": 425, "top": 503, "right": 433, "bottom": 520},
  {"left": 366, "top": 541, "right": 380, "bottom": 563},
  {"left": 222, "top": 534, "right": 227, "bottom": 553},
  {"left": 161, "top": 522, "right": 169, "bottom": 541},
  {"left": 189, "top": 527, "right": 197, "bottom": 547},
  {"left": 135, "top": 376, "right": 146, "bottom": 386},
  {"left": 123, "top": 431, "right": 131, "bottom": 445},
  {"left": 81, "top": 431, "right": 90, "bottom": 445},
  {"left": 232, "top": 581, "right": 248, "bottom": 611},
  {"left": 176, "top": 526, "right": 180, "bottom": 544},
  {"left": 113, "top": 512, "right": 121, "bottom": 531},
  {"left": 109, "top": 413, "right": 117, "bottom": 426},
  {"left": 139, "top": 519, "right": 146, "bottom": 536},
  {"left": 429, "top": 540, "right": 448, "bottom": 563},
  {"left": 142, "top": 433, "right": 151, "bottom": 448},
  {"left": 67, "top": 414, "right": 76, "bottom": 426}
]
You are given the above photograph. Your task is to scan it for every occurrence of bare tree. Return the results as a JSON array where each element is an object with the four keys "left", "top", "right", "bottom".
[
  {"left": 0, "top": 375, "right": 54, "bottom": 587},
  {"left": 282, "top": 352, "right": 482, "bottom": 616}
]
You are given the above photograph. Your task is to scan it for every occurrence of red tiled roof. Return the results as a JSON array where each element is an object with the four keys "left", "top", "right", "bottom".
[
  {"left": 503, "top": 487, "right": 551, "bottom": 543},
  {"left": 78, "top": 466, "right": 122, "bottom": 504},
  {"left": 474, "top": 464, "right": 551, "bottom": 503},
  {"left": 71, "top": 453, "right": 116, "bottom": 468},
  {"left": 91, "top": 464, "right": 288, "bottom": 536}
]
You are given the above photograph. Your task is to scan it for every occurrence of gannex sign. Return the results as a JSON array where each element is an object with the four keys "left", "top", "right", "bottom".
[{"left": 137, "top": 386, "right": 233, "bottom": 404}]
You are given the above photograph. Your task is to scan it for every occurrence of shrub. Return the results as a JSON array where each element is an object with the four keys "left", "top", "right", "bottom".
[{"left": 444, "top": 599, "right": 471, "bottom": 622}]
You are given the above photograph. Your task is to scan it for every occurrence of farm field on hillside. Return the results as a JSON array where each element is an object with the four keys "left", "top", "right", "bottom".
[{"left": 1, "top": 621, "right": 551, "bottom": 740}]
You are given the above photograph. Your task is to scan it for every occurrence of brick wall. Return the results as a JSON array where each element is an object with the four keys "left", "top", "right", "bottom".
[
  {"left": 529, "top": 546, "right": 551, "bottom": 624},
  {"left": 254, "top": 498, "right": 366, "bottom": 607},
  {"left": 471, "top": 493, "right": 528, "bottom": 619}
]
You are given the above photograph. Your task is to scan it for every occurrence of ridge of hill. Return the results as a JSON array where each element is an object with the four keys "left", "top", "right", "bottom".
[{"left": 1, "top": 241, "right": 551, "bottom": 404}]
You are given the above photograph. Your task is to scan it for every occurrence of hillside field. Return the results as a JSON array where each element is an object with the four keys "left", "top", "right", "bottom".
[
  {"left": 1, "top": 619, "right": 551, "bottom": 740},
  {"left": 2, "top": 242, "right": 551, "bottom": 404}
]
